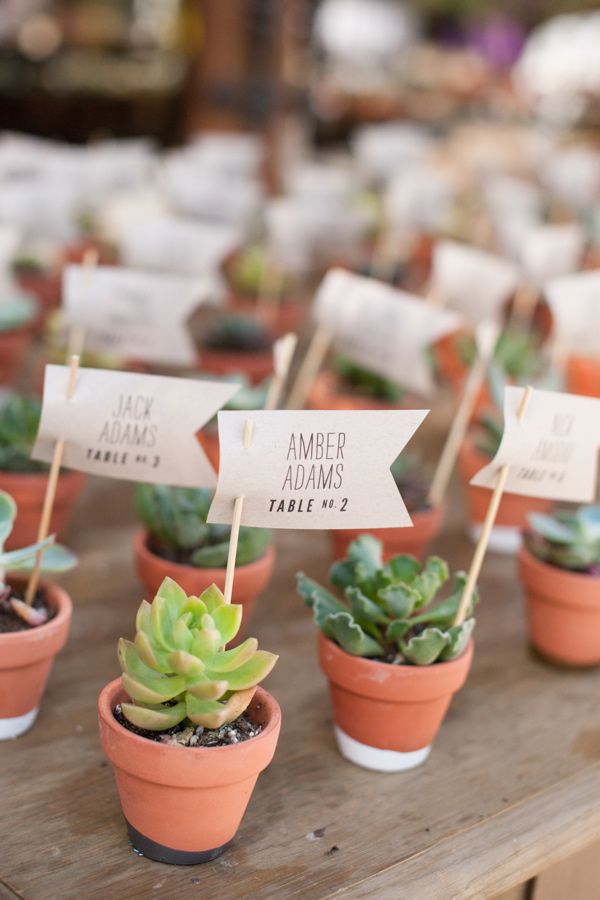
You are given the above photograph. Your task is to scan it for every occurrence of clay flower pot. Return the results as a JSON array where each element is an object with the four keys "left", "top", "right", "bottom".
[
  {"left": 318, "top": 634, "right": 473, "bottom": 772},
  {"left": 566, "top": 355, "right": 600, "bottom": 398},
  {"left": 15, "top": 271, "right": 62, "bottom": 331},
  {"left": 0, "top": 577, "right": 72, "bottom": 739},
  {"left": 0, "top": 325, "right": 35, "bottom": 386},
  {"left": 0, "top": 470, "right": 86, "bottom": 550},
  {"left": 98, "top": 678, "right": 281, "bottom": 864},
  {"left": 134, "top": 531, "right": 275, "bottom": 629},
  {"left": 330, "top": 505, "right": 444, "bottom": 562},
  {"left": 197, "top": 347, "right": 274, "bottom": 385},
  {"left": 518, "top": 547, "right": 600, "bottom": 667},
  {"left": 459, "top": 437, "right": 551, "bottom": 554},
  {"left": 308, "top": 371, "right": 414, "bottom": 411},
  {"left": 197, "top": 427, "right": 220, "bottom": 472}
]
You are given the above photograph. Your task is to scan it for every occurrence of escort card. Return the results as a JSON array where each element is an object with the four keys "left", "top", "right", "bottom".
[
  {"left": 63, "top": 264, "right": 217, "bottom": 366},
  {"left": 430, "top": 240, "right": 519, "bottom": 324},
  {"left": 314, "top": 268, "right": 462, "bottom": 396},
  {"left": 545, "top": 269, "right": 600, "bottom": 357},
  {"left": 471, "top": 386, "right": 600, "bottom": 502},
  {"left": 519, "top": 222, "right": 585, "bottom": 285},
  {"left": 208, "top": 409, "right": 428, "bottom": 529},
  {"left": 32, "top": 367, "right": 239, "bottom": 488}
]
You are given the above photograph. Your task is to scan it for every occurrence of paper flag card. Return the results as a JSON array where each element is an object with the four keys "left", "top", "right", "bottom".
[
  {"left": 314, "top": 268, "right": 462, "bottom": 396},
  {"left": 32, "top": 367, "right": 239, "bottom": 488},
  {"left": 545, "top": 269, "right": 600, "bottom": 357},
  {"left": 208, "top": 409, "right": 428, "bottom": 530},
  {"left": 430, "top": 240, "right": 519, "bottom": 324},
  {"left": 63, "top": 264, "right": 217, "bottom": 366},
  {"left": 519, "top": 222, "right": 585, "bottom": 285},
  {"left": 471, "top": 386, "right": 600, "bottom": 503}
]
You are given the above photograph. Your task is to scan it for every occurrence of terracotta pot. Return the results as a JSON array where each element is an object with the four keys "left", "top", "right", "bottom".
[
  {"left": 434, "top": 332, "right": 470, "bottom": 386},
  {"left": 61, "top": 238, "right": 115, "bottom": 266},
  {"left": 197, "top": 427, "right": 220, "bottom": 472},
  {"left": 566, "top": 355, "right": 600, "bottom": 398},
  {"left": 226, "top": 292, "right": 306, "bottom": 338},
  {"left": 0, "top": 577, "right": 72, "bottom": 739},
  {"left": 15, "top": 272, "right": 62, "bottom": 332},
  {"left": 134, "top": 531, "right": 275, "bottom": 629},
  {"left": 318, "top": 634, "right": 473, "bottom": 772},
  {"left": 308, "top": 371, "right": 415, "bottom": 411},
  {"left": 0, "top": 326, "right": 35, "bottom": 386},
  {"left": 98, "top": 678, "right": 281, "bottom": 864},
  {"left": 197, "top": 347, "right": 274, "bottom": 385},
  {"left": 330, "top": 505, "right": 444, "bottom": 562},
  {"left": 519, "top": 547, "right": 600, "bottom": 667},
  {"left": 0, "top": 470, "right": 86, "bottom": 550},
  {"left": 459, "top": 437, "right": 551, "bottom": 554}
]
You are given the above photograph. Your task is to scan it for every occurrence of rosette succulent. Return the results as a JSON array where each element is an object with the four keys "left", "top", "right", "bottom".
[
  {"left": 334, "top": 355, "right": 404, "bottom": 402},
  {"left": 118, "top": 577, "right": 278, "bottom": 730},
  {"left": 297, "top": 535, "right": 477, "bottom": 665},
  {"left": 525, "top": 506, "right": 600, "bottom": 574}
]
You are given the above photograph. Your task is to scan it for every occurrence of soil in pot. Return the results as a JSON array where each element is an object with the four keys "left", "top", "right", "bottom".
[
  {"left": 0, "top": 587, "right": 53, "bottom": 633},
  {"left": 194, "top": 316, "right": 274, "bottom": 385},
  {"left": 114, "top": 704, "right": 262, "bottom": 747}
]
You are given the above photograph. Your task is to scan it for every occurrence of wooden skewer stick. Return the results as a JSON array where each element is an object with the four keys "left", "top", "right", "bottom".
[
  {"left": 286, "top": 324, "right": 332, "bottom": 410},
  {"left": 25, "top": 354, "right": 81, "bottom": 605},
  {"left": 265, "top": 332, "right": 298, "bottom": 412},
  {"left": 223, "top": 418, "right": 254, "bottom": 605},
  {"left": 453, "top": 384, "right": 534, "bottom": 627},
  {"left": 66, "top": 248, "right": 97, "bottom": 358}
]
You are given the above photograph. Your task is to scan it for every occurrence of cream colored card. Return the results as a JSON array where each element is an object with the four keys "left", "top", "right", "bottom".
[
  {"left": 471, "top": 386, "right": 600, "bottom": 502},
  {"left": 384, "top": 165, "right": 455, "bottom": 232},
  {"left": 519, "top": 222, "right": 585, "bottom": 285},
  {"left": 32, "top": 366, "right": 239, "bottom": 487},
  {"left": 63, "top": 264, "right": 217, "bottom": 366},
  {"left": 314, "top": 268, "right": 461, "bottom": 396},
  {"left": 208, "top": 409, "right": 428, "bottom": 530},
  {"left": 430, "top": 241, "right": 519, "bottom": 324},
  {"left": 545, "top": 269, "right": 600, "bottom": 357}
]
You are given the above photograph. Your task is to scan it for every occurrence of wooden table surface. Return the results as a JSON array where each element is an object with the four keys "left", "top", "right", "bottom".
[{"left": 2, "top": 441, "right": 600, "bottom": 900}]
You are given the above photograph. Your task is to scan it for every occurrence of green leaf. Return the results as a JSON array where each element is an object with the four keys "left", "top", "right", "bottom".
[
  {"left": 528, "top": 512, "right": 574, "bottom": 544},
  {"left": 325, "top": 611, "right": 385, "bottom": 657},
  {"left": 211, "top": 603, "right": 243, "bottom": 645},
  {"left": 408, "top": 572, "right": 479, "bottom": 631},
  {"left": 190, "top": 542, "right": 229, "bottom": 567},
  {"left": 0, "top": 490, "right": 16, "bottom": 548},
  {"left": 120, "top": 700, "right": 187, "bottom": 731},
  {"left": 386, "top": 618, "right": 413, "bottom": 644},
  {"left": 168, "top": 649, "right": 206, "bottom": 677},
  {"left": 439, "top": 618, "right": 475, "bottom": 661},
  {"left": 122, "top": 672, "right": 185, "bottom": 704},
  {"left": 4, "top": 542, "right": 77, "bottom": 573},
  {"left": 206, "top": 637, "right": 258, "bottom": 672},
  {"left": 296, "top": 572, "right": 347, "bottom": 618},
  {"left": 411, "top": 556, "right": 449, "bottom": 609},
  {"left": 134, "top": 630, "right": 172, "bottom": 673},
  {"left": 329, "top": 558, "right": 359, "bottom": 590},
  {"left": 401, "top": 628, "right": 449, "bottom": 665},
  {"left": 207, "top": 650, "right": 277, "bottom": 690},
  {"left": 345, "top": 586, "right": 389, "bottom": 627},
  {"left": 346, "top": 535, "right": 383, "bottom": 577},
  {"left": 377, "top": 582, "right": 419, "bottom": 619},
  {"left": 382, "top": 554, "right": 421, "bottom": 584},
  {"left": 199, "top": 583, "right": 226, "bottom": 612}
]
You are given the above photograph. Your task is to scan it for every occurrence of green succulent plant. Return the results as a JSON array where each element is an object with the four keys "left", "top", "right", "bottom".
[
  {"left": 202, "top": 315, "right": 272, "bottom": 353},
  {"left": 0, "top": 489, "right": 77, "bottom": 625},
  {"left": 228, "top": 244, "right": 296, "bottom": 297},
  {"left": 297, "top": 535, "right": 477, "bottom": 665},
  {"left": 0, "top": 292, "right": 36, "bottom": 333},
  {"left": 0, "top": 394, "right": 47, "bottom": 473},
  {"left": 455, "top": 328, "right": 542, "bottom": 382},
  {"left": 136, "top": 484, "right": 272, "bottom": 569},
  {"left": 118, "top": 577, "right": 278, "bottom": 730},
  {"left": 334, "top": 355, "right": 404, "bottom": 402},
  {"left": 12, "top": 255, "right": 48, "bottom": 277},
  {"left": 525, "top": 506, "right": 600, "bottom": 574}
]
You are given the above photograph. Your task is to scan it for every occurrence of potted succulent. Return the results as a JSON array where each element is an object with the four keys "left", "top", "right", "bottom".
[
  {"left": 308, "top": 356, "right": 413, "bottom": 411},
  {"left": 330, "top": 456, "right": 444, "bottom": 561},
  {"left": 195, "top": 314, "right": 275, "bottom": 385},
  {"left": 12, "top": 253, "right": 61, "bottom": 327},
  {"left": 519, "top": 506, "right": 600, "bottom": 667},
  {"left": 223, "top": 244, "right": 306, "bottom": 337},
  {"left": 459, "top": 411, "right": 551, "bottom": 553},
  {"left": 566, "top": 354, "right": 599, "bottom": 398},
  {"left": 0, "top": 490, "right": 77, "bottom": 739},
  {"left": 0, "top": 289, "right": 37, "bottom": 386},
  {"left": 134, "top": 484, "right": 275, "bottom": 628},
  {"left": 297, "top": 536, "right": 475, "bottom": 772},
  {"left": 98, "top": 576, "right": 280, "bottom": 864},
  {"left": 198, "top": 376, "right": 269, "bottom": 472},
  {"left": 0, "top": 393, "right": 86, "bottom": 549}
]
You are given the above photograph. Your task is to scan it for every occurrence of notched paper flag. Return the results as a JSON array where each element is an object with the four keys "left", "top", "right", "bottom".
[
  {"left": 430, "top": 240, "right": 519, "bottom": 324},
  {"left": 471, "top": 386, "right": 600, "bottom": 503},
  {"left": 63, "top": 264, "right": 217, "bottom": 367},
  {"left": 32, "top": 367, "right": 239, "bottom": 488},
  {"left": 207, "top": 409, "right": 428, "bottom": 530},
  {"left": 545, "top": 269, "right": 600, "bottom": 357},
  {"left": 519, "top": 222, "right": 585, "bottom": 285},
  {"left": 314, "top": 268, "right": 461, "bottom": 396}
]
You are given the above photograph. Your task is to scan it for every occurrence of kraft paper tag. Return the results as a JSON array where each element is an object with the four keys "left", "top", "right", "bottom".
[
  {"left": 519, "top": 222, "right": 585, "bottom": 285},
  {"left": 545, "top": 269, "right": 600, "bottom": 357},
  {"left": 208, "top": 409, "right": 428, "bottom": 529},
  {"left": 471, "top": 386, "right": 600, "bottom": 502},
  {"left": 63, "top": 264, "right": 217, "bottom": 366},
  {"left": 430, "top": 241, "right": 519, "bottom": 324},
  {"left": 314, "top": 268, "right": 462, "bottom": 396},
  {"left": 32, "top": 367, "right": 239, "bottom": 488}
]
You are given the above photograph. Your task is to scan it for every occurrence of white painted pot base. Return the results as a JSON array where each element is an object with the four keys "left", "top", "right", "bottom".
[
  {"left": 468, "top": 523, "right": 521, "bottom": 555},
  {"left": 334, "top": 725, "right": 431, "bottom": 772},
  {"left": 0, "top": 707, "right": 38, "bottom": 740}
]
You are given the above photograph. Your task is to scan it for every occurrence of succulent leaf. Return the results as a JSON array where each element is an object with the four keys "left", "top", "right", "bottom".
[
  {"left": 121, "top": 701, "right": 187, "bottom": 731},
  {"left": 121, "top": 672, "right": 185, "bottom": 704},
  {"left": 186, "top": 687, "right": 257, "bottom": 729},
  {"left": 400, "top": 628, "right": 449, "bottom": 666},
  {"left": 526, "top": 505, "right": 600, "bottom": 572},
  {"left": 206, "top": 637, "right": 259, "bottom": 672},
  {"left": 439, "top": 618, "right": 475, "bottom": 662},
  {"left": 377, "top": 582, "right": 419, "bottom": 619},
  {"left": 324, "top": 611, "right": 385, "bottom": 657},
  {"left": 206, "top": 650, "right": 278, "bottom": 690}
]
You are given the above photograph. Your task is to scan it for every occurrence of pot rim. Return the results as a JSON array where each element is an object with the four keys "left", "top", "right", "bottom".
[
  {"left": 135, "top": 530, "right": 275, "bottom": 581},
  {"left": 0, "top": 576, "right": 72, "bottom": 647},
  {"left": 518, "top": 545, "right": 600, "bottom": 600}
]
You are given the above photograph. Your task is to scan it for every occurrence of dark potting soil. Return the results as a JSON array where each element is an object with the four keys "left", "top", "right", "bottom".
[
  {"left": 0, "top": 586, "right": 53, "bottom": 633},
  {"left": 146, "top": 535, "right": 215, "bottom": 567},
  {"left": 113, "top": 704, "right": 263, "bottom": 747},
  {"left": 395, "top": 477, "right": 430, "bottom": 515}
]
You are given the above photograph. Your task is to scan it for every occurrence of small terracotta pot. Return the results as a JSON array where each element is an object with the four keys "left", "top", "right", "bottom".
[
  {"left": 0, "top": 577, "right": 72, "bottom": 739},
  {"left": 197, "top": 427, "right": 220, "bottom": 472},
  {"left": 318, "top": 634, "right": 473, "bottom": 772},
  {"left": 134, "top": 531, "right": 275, "bottom": 629},
  {"left": 0, "top": 470, "right": 86, "bottom": 550},
  {"left": 519, "top": 547, "right": 600, "bottom": 667},
  {"left": 15, "top": 272, "right": 62, "bottom": 331},
  {"left": 197, "top": 347, "right": 274, "bottom": 385},
  {"left": 459, "top": 437, "right": 551, "bottom": 554},
  {"left": 98, "top": 678, "right": 281, "bottom": 864},
  {"left": 61, "top": 238, "right": 116, "bottom": 266},
  {"left": 330, "top": 505, "right": 444, "bottom": 562},
  {"left": 226, "top": 292, "right": 306, "bottom": 338},
  {"left": 0, "top": 326, "right": 35, "bottom": 386},
  {"left": 308, "top": 371, "right": 415, "bottom": 411},
  {"left": 566, "top": 355, "right": 600, "bottom": 398}
]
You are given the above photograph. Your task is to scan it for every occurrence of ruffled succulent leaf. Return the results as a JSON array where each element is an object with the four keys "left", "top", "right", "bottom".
[
  {"left": 329, "top": 557, "right": 359, "bottom": 590},
  {"left": 190, "top": 543, "right": 229, "bottom": 568},
  {"left": 346, "top": 535, "right": 383, "bottom": 576},
  {"left": 400, "top": 628, "right": 448, "bottom": 665},
  {"left": 385, "top": 618, "right": 412, "bottom": 643},
  {"left": 528, "top": 512, "right": 574, "bottom": 544},
  {"left": 206, "top": 637, "right": 258, "bottom": 672},
  {"left": 382, "top": 554, "right": 421, "bottom": 585},
  {"left": 410, "top": 557, "right": 449, "bottom": 609},
  {"left": 439, "top": 618, "right": 475, "bottom": 661},
  {"left": 121, "top": 672, "right": 185, "bottom": 704},
  {"left": 186, "top": 687, "right": 256, "bottom": 728},
  {"left": 121, "top": 700, "right": 187, "bottom": 731},
  {"left": 408, "top": 572, "right": 479, "bottom": 631},
  {"left": 296, "top": 572, "right": 348, "bottom": 625},
  {"left": 325, "top": 611, "right": 385, "bottom": 657},
  {"left": 207, "top": 650, "right": 278, "bottom": 690},
  {"left": 345, "top": 586, "right": 389, "bottom": 628},
  {"left": 377, "top": 582, "right": 419, "bottom": 619}
]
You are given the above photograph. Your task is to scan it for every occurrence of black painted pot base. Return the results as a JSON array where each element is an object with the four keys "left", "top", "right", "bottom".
[{"left": 126, "top": 821, "right": 232, "bottom": 865}]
